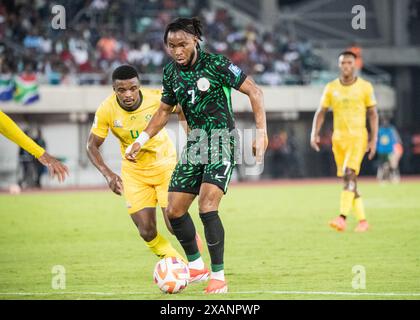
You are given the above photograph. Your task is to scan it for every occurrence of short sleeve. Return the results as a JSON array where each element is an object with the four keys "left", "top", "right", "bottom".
[
  {"left": 91, "top": 103, "right": 109, "bottom": 139},
  {"left": 161, "top": 65, "right": 178, "bottom": 106},
  {"left": 320, "top": 84, "right": 331, "bottom": 108},
  {"left": 365, "top": 82, "right": 377, "bottom": 107},
  {"left": 216, "top": 56, "right": 247, "bottom": 90}
]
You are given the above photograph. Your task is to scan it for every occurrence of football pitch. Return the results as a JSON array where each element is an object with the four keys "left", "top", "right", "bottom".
[{"left": 0, "top": 180, "right": 419, "bottom": 300}]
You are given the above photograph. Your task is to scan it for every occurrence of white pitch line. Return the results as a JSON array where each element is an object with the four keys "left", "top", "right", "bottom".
[
  {"left": 0, "top": 291, "right": 420, "bottom": 297},
  {"left": 0, "top": 292, "right": 153, "bottom": 296},
  {"left": 231, "top": 291, "right": 420, "bottom": 297}
]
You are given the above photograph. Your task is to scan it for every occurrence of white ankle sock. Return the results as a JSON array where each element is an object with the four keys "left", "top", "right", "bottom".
[
  {"left": 210, "top": 270, "right": 225, "bottom": 281},
  {"left": 188, "top": 256, "right": 204, "bottom": 270}
]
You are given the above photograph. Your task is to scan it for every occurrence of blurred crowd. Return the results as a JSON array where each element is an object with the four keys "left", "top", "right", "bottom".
[{"left": 0, "top": 0, "right": 325, "bottom": 86}]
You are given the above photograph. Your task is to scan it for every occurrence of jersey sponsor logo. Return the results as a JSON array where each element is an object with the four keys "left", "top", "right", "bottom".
[
  {"left": 197, "top": 77, "right": 210, "bottom": 92},
  {"left": 130, "top": 116, "right": 136, "bottom": 120},
  {"left": 113, "top": 119, "right": 123, "bottom": 128},
  {"left": 145, "top": 114, "right": 152, "bottom": 121},
  {"left": 228, "top": 63, "right": 242, "bottom": 77}
]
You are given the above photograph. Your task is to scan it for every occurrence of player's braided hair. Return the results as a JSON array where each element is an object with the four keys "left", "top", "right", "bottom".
[{"left": 163, "top": 17, "right": 203, "bottom": 45}]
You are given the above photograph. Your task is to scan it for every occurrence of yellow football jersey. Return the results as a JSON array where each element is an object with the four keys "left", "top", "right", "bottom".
[
  {"left": 91, "top": 88, "right": 177, "bottom": 171},
  {"left": 320, "top": 77, "right": 377, "bottom": 139}
]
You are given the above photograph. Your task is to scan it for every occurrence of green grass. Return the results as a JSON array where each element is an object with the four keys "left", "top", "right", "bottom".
[{"left": 0, "top": 181, "right": 419, "bottom": 300}]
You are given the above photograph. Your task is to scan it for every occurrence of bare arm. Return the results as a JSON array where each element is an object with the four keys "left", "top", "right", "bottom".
[
  {"left": 238, "top": 76, "right": 268, "bottom": 162},
  {"left": 310, "top": 107, "right": 328, "bottom": 151},
  {"left": 144, "top": 102, "right": 175, "bottom": 138},
  {"left": 86, "top": 133, "right": 123, "bottom": 195},
  {"left": 366, "top": 106, "right": 378, "bottom": 160},
  {"left": 0, "top": 111, "right": 68, "bottom": 182}
]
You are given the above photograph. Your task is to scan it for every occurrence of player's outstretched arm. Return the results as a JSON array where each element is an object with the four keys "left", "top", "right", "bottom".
[
  {"left": 366, "top": 106, "right": 378, "bottom": 160},
  {"left": 0, "top": 110, "right": 69, "bottom": 182},
  {"left": 310, "top": 107, "right": 328, "bottom": 152},
  {"left": 86, "top": 133, "right": 123, "bottom": 195},
  {"left": 125, "top": 102, "right": 174, "bottom": 161},
  {"left": 238, "top": 76, "right": 268, "bottom": 163},
  {"left": 37, "top": 152, "right": 69, "bottom": 183}
]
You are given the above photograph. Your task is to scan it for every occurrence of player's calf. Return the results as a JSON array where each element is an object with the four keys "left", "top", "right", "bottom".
[{"left": 169, "top": 212, "right": 209, "bottom": 279}]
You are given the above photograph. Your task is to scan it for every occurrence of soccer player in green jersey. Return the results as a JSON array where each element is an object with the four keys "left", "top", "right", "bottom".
[{"left": 125, "top": 17, "right": 268, "bottom": 293}]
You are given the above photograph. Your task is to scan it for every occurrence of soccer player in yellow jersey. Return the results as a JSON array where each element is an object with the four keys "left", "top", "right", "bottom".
[
  {"left": 0, "top": 110, "right": 68, "bottom": 182},
  {"left": 86, "top": 65, "right": 201, "bottom": 262},
  {"left": 311, "top": 51, "right": 378, "bottom": 232}
]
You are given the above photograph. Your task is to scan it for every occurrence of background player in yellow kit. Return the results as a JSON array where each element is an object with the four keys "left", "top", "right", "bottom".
[
  {"left": 86, "top": 65, "right": 201, "bottom": 261},
  {"left": 310, "top": 51, "right": 378, "bottom": 232},
  {"left": 0, "top": 110, "right": 68, "bottom": 182}
]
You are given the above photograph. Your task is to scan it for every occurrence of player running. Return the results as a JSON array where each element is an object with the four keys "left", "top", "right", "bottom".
[
  {"left": 310, "top": 51, "right": 378, "bottom": 233},
  {"left": 86, "top": 65, "right": 202, "bottom": 263},
  {"left": 125, "top": 18, "right": 268, "bottom": 293},
  {"left": 0, "top": 110, "right": 68, "bottom": 182}
]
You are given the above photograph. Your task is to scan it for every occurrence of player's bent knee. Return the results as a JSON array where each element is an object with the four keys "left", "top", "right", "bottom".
[
  {"left": 343, "top": 169, "right": 357, "bottom": 191},
  {"left": 165, "top": 205, "right": 184, "bottom": 220},
  {"left": 198, "top": 197, "right": 218, "bottom": 213},
  {"left": 139, "top": 226, "right": 157, "bottom": 242}
]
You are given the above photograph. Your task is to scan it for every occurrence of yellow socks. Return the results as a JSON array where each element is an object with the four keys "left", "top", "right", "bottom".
[
  {"left": 353, "top": 197, "right": 366, "bottom": 221},
  {"left": 145, "top": 233, "right": 185, "bottom": 261},
  {"left": 340, "top": 190, "right": 355, "bottom": 216}
]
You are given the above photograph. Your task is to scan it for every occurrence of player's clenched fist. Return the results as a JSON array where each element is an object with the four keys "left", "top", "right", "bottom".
[
  {"left": 125, "top": 142, "right": 141, "bottom": 162},
  {"left": 125, "top": 131, "right": 150, "bottom": 162}
]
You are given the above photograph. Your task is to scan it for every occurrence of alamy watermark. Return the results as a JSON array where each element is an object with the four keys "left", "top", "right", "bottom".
[
  {"left": 51, "top": 265, "right": 66, "bottom": 290},
  {"left": 51, "top": 5, "right": 66, "bottom": 30},
  {"left": 159, "top": 124, "right": 267, "bottom": 176},
  {"left": 352, "top": 5, "right": 366, "bottom": 30},
  {"left": 352, "top": 265, "right": 366, "bottom": 289}
]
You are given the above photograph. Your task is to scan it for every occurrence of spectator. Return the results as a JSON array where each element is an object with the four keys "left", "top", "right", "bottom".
[
  {"left": 377, "top": 117, "right": 403, "bottom": 183},
  {"left": 347, "top": 42, "right": 363, "bottom": 71},
  {"left": 0, "top": 0, "right": 324, "bottom": 86},
  {"left": 33, "top": 127, "right": 47, "bottom": 188}
]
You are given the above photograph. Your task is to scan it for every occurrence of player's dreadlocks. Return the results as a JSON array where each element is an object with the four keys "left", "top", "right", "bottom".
[{"left": 163, "top": 17, "right": 203, "bottom": 45}]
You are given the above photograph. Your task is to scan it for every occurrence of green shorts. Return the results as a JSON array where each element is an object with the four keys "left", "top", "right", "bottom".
[{"left": 169, "top": 137, "right": 237, "bottom": 195}]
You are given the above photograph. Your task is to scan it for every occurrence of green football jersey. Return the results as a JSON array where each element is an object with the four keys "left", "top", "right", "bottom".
[{"left": 161, "top": 48, "right": 247, "bottom": 135}]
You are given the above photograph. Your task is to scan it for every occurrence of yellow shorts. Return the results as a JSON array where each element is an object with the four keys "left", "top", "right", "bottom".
[
  {"left": 121, "top": 163, "right": 175, "bottom": 214},
  {"left": 332, "top": 136, "right": 367, "bottom": 177}
]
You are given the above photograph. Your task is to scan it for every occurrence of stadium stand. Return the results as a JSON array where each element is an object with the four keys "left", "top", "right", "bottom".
[{"left": 0, "top": 0, "right": 325, "bottom": 85}]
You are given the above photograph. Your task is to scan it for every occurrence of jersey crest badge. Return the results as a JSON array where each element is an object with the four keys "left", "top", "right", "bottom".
[
  {"left": 113, "top": 119, "right": 123, "bottom": 128},
  {"left": 197, "top": 77, "right": 210, "bottom": 92}
]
